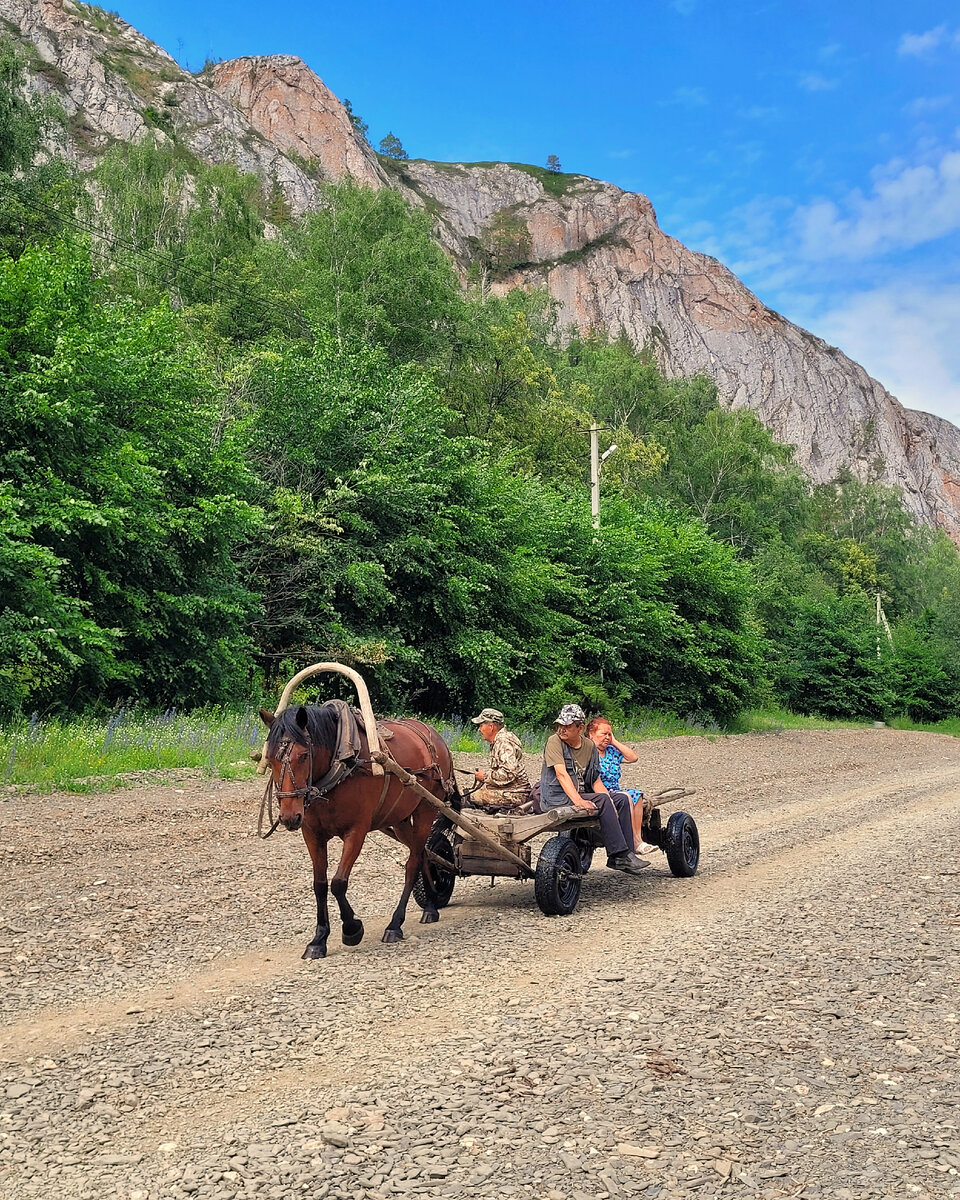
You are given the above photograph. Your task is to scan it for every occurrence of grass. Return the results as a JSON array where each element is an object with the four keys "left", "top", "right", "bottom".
[
  {"left": 4, "top": 704, "right": 955, "bottom": 794},
  {"left": 434, "top": 707, "right": 873, "bottom": 754},
  {"left": 887, "top": 715, "right": 960, "bottom": 737},
  {"left": 406, "top": 159, "right": 587, "bottom": 200},
  {"left": 0, "top": 708, "right": 265, "bottom": 794},
  {"left": 725, "top": 707, "right": 870, "bottom": 734}
]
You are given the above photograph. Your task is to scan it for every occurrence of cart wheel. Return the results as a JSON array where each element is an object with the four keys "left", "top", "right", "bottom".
[
  {"left": 568, "top": 831, "right": 595, "bottom": 874},
  {"left": 535, "top": 835, "right": 583, "bottom": 916},
  {"left": 413, "top": 828, "right": 456, "bottom": 910},
  {"left": 663, "top": 811, "right": 699, "bottom": 877}
]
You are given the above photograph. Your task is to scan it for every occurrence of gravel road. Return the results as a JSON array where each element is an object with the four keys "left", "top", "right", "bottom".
[{"left": 1, "top": 727, "right": 959, "bottom": 1200}]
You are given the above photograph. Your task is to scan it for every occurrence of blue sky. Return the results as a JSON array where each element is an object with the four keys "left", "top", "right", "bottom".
[{"left": 118, "top": 0, "right": 960, "bottom": 425}]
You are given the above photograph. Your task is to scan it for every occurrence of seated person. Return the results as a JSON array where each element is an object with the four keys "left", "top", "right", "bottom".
[
  {"left": 587, "top": 716, "right": 653, "bottom": 854},
  {"left": 540, "top": 704, "right": 648, "bottom": 875},
  {"left": 467, "top": 707, "right": 531, "bottom": 813}
]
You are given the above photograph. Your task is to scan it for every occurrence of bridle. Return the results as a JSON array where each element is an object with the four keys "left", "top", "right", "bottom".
[
  {"left": 273, "top": 734, "right": 324, "bottom": 806},
  {"left": 258, "top": 733, "right": 323, "bottom": 838}
]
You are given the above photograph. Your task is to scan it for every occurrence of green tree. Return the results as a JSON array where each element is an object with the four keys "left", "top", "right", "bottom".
[
  {"left": 479, "top": 208, "right": 532, "bottom": 274},
  {"left": 0, "top": 37, "right": 81, "bottom": 258},
  {"left": 255, "top": 180, "right": 462, "bottom": 360},
  {"left": 545, "top": 154, "right": 562, "bottom": 173},
  {"left": 768, "top": 590, "right": 894, "bottom": 719},
  {"left": 0, "top": 240, "right": 263, "bottom": 713},
  {"left": 343, "top": 99, "right": 369, "bottom": 143},
  {"left": 94, "top": 141, "right": 266, "bottom": 325},
  {"left": 378, "top": 132, "right": 408, "bottom": 160}
]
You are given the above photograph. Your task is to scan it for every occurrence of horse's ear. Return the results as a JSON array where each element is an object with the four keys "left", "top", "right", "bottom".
[
  {"left": 296, "top": 706, "right": 309, "bottom": 730},
  {"left": 259, "top": 708, "right": 275, "bottom": 727}
]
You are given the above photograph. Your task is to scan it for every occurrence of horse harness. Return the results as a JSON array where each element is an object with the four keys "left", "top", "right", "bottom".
[{"left": 258, "top": 717, "right": 452, "bottom": 838}]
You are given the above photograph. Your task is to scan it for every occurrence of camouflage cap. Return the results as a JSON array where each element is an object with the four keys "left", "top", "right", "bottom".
[
  {"left": 471, "top": 707, "right": 505, "bottom": 725},
  {"left": 554, "top": 703, "right": 587, "bottom": 726}
]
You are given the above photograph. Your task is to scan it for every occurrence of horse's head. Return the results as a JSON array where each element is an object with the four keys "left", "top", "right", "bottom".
[{"left": 260, "top": 706, "right": 332, "bottom": 832}]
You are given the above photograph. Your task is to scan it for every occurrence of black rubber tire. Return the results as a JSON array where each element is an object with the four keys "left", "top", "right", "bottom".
[
  {"left": 663, "top": 811, "right": 700, "bottom": 877},
  {"left": 535, "top": 835, "right": 583, "bottom": 916},
  {"left": 413, "top": 828, "right": 456, "bottom": 910},
  {"left": 568, "top": 831, "right": 594, "bottom": 874}
]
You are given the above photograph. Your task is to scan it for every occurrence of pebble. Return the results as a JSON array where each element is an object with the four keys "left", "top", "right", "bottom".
[{"left": 2, "top": 733, "right": 958, "bottom": 1200}]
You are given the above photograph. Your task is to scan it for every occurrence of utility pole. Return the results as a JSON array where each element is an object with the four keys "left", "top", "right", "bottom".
[
  {"left": 589, "top": 423, "right": 618, "bottom": 531},
  {"left": 590, "top": 424, "right": 600, "bottom": 531},
  {"left": 876, "top": 592, "right": 893, "bottom": 657}
]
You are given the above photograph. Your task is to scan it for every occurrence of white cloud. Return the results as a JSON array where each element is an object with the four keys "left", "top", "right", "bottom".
[
  {"left": 798, "top": 73, "right": 838, "bottom": 92},
  {"left": 793, "top": 147, "right": 960, "bottom": 259},
  {"left": 812, "top": 285, "right": 960, "bottom": 423},
  {"left": 904, "top": 95, "right": 953, "bottom": 118},
  {"left": 739, "top": 105, "right": 780, "bottom": 121},
  {"left": 897, "top": 26, "right": 952, "bottom": 57},
  {"left": 670, "top": 0, "right": 697, "bottom": 14},
  {"left": 663, "top": 86, "right": 708, "bottom": 108}
]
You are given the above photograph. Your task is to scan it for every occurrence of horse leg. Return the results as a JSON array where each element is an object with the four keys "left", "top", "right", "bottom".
[
  {"left": 301, "top": 827, "right": 331, "bottom": 960},
  {"left": 383, "top": 803, "right": 435, "bottom": 943},
  {"left": 330, "top": 827, "right": 368, "bottom": 947}
]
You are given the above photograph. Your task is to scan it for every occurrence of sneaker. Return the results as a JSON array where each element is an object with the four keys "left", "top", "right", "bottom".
[{"left": 606, "top": 852, "right": 650, "bottom": 875}]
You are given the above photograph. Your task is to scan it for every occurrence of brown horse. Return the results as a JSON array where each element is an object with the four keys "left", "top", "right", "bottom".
[{"left": 259, "top": 703, "right": 456, "bottom": 959}]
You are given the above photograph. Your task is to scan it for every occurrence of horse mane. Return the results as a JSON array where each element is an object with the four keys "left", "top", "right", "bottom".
[{"left": 266, "top": 702, "right": 343, "bottom": 752}]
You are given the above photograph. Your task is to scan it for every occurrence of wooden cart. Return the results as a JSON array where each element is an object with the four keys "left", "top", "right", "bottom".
[
  {"left": 256, "top": 661, "right": 699, "bottom": 921},
  {"left": 411, "top": 787, "right": 700, "bottom": 918}
]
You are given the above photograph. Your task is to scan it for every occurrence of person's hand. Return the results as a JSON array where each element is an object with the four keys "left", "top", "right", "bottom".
[
  {"left": 475, "top": 769, "right": 486, "bottom": 782},
  {"left": 573, "top": 798, "right": 597, "bottom": 813}
]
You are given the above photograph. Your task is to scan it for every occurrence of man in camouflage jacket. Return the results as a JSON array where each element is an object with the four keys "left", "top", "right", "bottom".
[{"left": 468, "top": 708, "right": 531, "bottom": 812}]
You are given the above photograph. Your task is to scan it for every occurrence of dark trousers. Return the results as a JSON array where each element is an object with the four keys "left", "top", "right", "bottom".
[{"left": 581, "top": 790, "right": 635, "bottom": 857}]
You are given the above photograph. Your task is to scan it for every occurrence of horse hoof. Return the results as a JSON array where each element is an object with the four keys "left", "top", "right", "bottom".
[
  {"left": 381, "top": 928, "right": 404, "bottom": 944},
  {"left": 420, "top": 910, "right": 439, "bottom": 924},
  {"left": 302, "top": 942, "right": 327, "bottom": 960},
  {"left": 342, "top": 920, "right": 364, "bottom": 947}
]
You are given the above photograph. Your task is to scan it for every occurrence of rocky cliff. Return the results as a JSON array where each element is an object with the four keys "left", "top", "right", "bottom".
[{"left": 6, "top": 0, "right": 960, "bottom": 540}]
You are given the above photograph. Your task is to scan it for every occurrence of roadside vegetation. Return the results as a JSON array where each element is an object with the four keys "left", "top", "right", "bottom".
[
  {"left": 2, "top": 39, "right": 960, "bottom": 775},
  {"left": 0, "top": 706, "right": 906, "bottom": 794}
]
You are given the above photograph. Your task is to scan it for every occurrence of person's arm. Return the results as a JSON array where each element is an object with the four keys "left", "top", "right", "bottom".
[
  {"left": 553, "top": 764, "right": 597, "bottom": 810},
  {"left": 611, "top": 735, "right": 638, "bottom": 764}
]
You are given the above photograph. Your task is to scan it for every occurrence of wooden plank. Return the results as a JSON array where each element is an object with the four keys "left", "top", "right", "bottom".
[
  {"left": 463, "top": 805, "right": 600, "bottom": 843},
  {"left": 458, "top": 854, "right": 529, "bottom": 878}
]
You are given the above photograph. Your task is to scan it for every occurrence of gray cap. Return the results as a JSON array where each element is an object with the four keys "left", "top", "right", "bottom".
[
  {"left": 554, "top": 703, "right": 586, "bottom": 726},
  {"left": 471, "top": 707, "right": 505, "bottom": 726}
]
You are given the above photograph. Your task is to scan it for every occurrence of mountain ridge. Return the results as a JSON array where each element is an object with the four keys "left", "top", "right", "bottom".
[{"left": 6, "top": 0, "right": 960, "bottom": 541}]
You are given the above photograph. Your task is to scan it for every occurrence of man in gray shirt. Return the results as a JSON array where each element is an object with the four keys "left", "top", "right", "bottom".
[{"left": 540, "top": 704, "right": 648, "bottom": 876}]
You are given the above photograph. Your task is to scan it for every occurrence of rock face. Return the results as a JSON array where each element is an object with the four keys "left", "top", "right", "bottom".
[
  {"left": 1, "top": 0, "right": 324, "bottom": 214},
  {"left": 385, "top": 160, "right": 960, "bottom": 541},
  {"left": 208, "top": 56, "right": 387, "bottom": 191},
  {"left": 6, "top": 0, "right": 960, "bottom": 541}
]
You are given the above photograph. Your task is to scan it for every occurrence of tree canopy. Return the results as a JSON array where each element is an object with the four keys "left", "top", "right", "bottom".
[{"left": 2, "top": 41, "right": 959, "bottom": 727}]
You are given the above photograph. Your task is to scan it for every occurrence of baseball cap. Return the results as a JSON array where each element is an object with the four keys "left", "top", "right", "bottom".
[
  {"left": 471, "top": 707, "right": 505, "bottom": 725},
  {"left": 554, "top": 703, "right": 586, "bottom": 726}
]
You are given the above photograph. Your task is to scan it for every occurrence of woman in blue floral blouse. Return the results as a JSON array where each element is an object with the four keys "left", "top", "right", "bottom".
[{"left": 587, "top": 716, "right": 653, "bottom": 852}]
